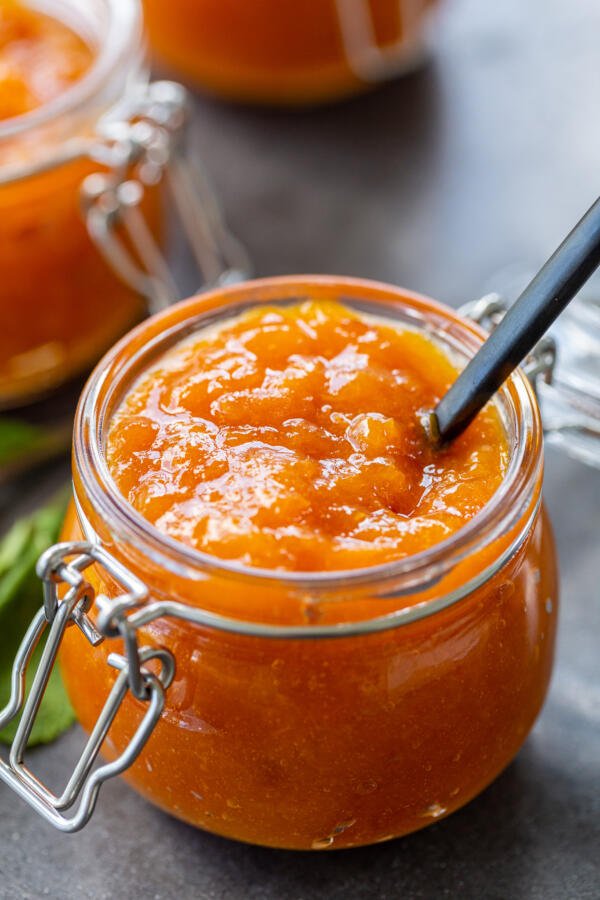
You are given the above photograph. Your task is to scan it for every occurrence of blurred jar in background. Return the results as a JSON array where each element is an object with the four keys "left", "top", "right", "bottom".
[
  {"left": 0, "top": 0, "right": 151, "bottom": 409},
  {"left": 0, "top": 0, "right": 245, "bottom": 411},
  {"left": 142, "top": 0, "right": 439, "bottom": 106}
]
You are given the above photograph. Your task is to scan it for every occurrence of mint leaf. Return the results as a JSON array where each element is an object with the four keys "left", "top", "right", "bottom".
[
  {"left": 0, "top": 419, "right": 46, "bottom": 466},
  {"left": 0, "top": 493, "right": 75, "bottom": 746},
  {"left": 0, "top": 417, "right": 72, "bottom": 481},
  {"left": 0, "top": 649, "right": 75, "bottom": 746}
]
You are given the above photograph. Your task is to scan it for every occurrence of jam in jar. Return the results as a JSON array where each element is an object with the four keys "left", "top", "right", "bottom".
[
  {"left": 0, "top": 0, "right": 244, "bottom": 411},
  {"left": 0, "top": 0, "right": 154, "bottom": 407},
  {"left": 28, "top": 276, "right": 559, "bottom": 847},
  {"left": 142, "top": 0, "right": 439, "bottom": 105}
]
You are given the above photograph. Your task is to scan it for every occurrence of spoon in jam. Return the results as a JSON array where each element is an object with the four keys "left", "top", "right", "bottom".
[{"left": 429, "top": 195, "right": 600, "bottom": 444}]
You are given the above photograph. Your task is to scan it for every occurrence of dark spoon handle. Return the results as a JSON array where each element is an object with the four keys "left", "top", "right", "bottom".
[{"left": 434, "top": 196, "right": 600, "bottom": 444}]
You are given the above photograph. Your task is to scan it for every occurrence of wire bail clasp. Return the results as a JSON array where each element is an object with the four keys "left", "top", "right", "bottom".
[
  {"left": 0, "top": 541, "right": 173, "bottom": 833},
  {"left": 81, "top": 80, "right": 250, "bottom": 315},
  {"left": 335, "top": 0, "right": 429, "bottom": 82},
  {"left": 460, "top": 293, "right": 557, "bottom": 393}
]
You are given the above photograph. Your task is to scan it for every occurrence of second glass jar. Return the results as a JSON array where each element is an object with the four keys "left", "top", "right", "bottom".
[
  {"left": 0, "top": 0, "right": 243, "bottom": 411},
  {"left": 143, "top": 0, "right": 439, "bottom": 105}
]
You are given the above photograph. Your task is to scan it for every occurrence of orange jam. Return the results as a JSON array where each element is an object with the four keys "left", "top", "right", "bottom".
[
  {"left": 59, "top": 279, "right": 558, "bottom": 850},
  {"left": 0, "top": 1, "right": 154, "bottom": 408},
  {"left": 107, "top": 300, "right": 507, "bottom": 570},
  {"left": 142, "top": 0, "right": 437, "bottom": 105},
  {"left": 0, "top": 0, "right": 91, "bottom": 119}
]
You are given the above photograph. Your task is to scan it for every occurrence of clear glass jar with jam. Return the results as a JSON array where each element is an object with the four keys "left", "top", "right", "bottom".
[
  {"left": 0, "top": 0, "right": 246, "bottom": 411},
  {"left": 0, "top": 276, "right": 559, "bottom": 847},
  {"left": 142, "top": 0, "right": 439, "bottom": 106}
]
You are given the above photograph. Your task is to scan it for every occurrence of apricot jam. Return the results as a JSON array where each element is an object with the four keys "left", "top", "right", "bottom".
[
  {"left": 59, "top": 277, "right": 558, "bottom": 849},
  {"left": 107, "top": 300, "right": 507, "bottom": 571},
  {"left": 0, "top": 0, "right": 152, "bottom": 408},
  {"left": 142, "top": 0, "right": 438, "bottom": 105},
  {"left": 0, "top": 0, "right": 91, "bottom": 119}
]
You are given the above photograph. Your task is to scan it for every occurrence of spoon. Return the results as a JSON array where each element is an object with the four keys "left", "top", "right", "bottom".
[{"left": 430, "top": 196, "right": 600, "bottom": 445}]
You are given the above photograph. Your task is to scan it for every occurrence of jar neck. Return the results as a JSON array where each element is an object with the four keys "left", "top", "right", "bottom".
[
  {"left": 72, "top": 276, "right": 545, "bottom": 629},
  {"left": 0, "top": 0, "right": 146, "bottom": 178}
]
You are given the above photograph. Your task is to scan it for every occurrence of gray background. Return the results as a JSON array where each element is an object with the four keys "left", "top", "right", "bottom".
[{"left": 1, "top": 0, "right": 599, "bottom": 896}]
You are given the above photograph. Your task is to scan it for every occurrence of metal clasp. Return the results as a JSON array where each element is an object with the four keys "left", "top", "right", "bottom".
[
  {"left": 81, "top": 80, "right": 250, "bottom": 315},
  {"left": 460, "top": 292, "right": 557, "bottom": 392},
  {"left": 335, "top": 0, "right": 428, "bottom": 82},
  {"left": 0, "top": 542, "right": 174, "bottom": 833}
]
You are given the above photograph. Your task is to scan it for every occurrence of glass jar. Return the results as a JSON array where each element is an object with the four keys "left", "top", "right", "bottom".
[
  {"left": 0, "top": 0, "right": 247, "bottom": 410},
  {"left": 0, "top": 276, "right": 558, "bottom": 846},
  {"left": 142, "top": 0, "right": 439, "bottom": 106},
  {"left": 539, "top": 292, "right": 600, "bottom": 468},
  {"left": 468, "top": 271, "right": 600, "bottom": 471}
]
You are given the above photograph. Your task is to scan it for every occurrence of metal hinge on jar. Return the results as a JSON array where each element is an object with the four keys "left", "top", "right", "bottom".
[
  {"left": 335, "top": 0, "right": 430, "bottom": 83},
  {"left": 81, "top": 81, "right": 251, "bottom": 315},
  {"left": 0, "top": 542, "right": 174, "bottom": 832},
  {"left": 456, "top": 288, "right": 600, "bottom": 469},
  {"left": 459, "top": 293, "right": 557, "bottom": 393}
]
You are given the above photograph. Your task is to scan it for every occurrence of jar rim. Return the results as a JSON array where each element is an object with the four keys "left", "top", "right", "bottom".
[
  {"left": 0, "top": 0, "right": 142, "bottom": 140},
  {"left": 73, "top": 275, "right": 544, "bottom": 600}
]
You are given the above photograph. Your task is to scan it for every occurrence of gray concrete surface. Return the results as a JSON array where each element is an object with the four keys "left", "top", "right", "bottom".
[{"left": 1, "top": 0, "right": 599, "bottom": 896}]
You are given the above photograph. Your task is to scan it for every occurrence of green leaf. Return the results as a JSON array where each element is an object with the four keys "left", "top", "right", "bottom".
[
  {"left": 0, "top": 518, "right": 33, "bottom": 576},
  {"left": 0, "top": 419, "right": 46, "bottom": 466},
  {"left": 0, "top": 492, "right": 75, "bottom": 746},
  {"left": 0, "top": 417, "right": 72, "bottom": 481},
  {"left": 0, "top": 649, "right": 75, "bottom": 746}
]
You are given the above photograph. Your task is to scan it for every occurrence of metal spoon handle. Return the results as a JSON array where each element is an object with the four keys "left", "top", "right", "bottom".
[{"left": 434, "top": 196, "right": 600, "bottom": 444}]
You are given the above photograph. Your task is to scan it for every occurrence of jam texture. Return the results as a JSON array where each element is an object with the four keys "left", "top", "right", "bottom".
[
  {"left": 0, "top": 0, "right": 92, "bottom": 119},
  {"left": 107, "top": 300, "right": 508, "bottom": 570}
]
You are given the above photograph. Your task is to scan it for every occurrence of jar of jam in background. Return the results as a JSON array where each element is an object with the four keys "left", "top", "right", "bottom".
[
  {"left": 0, "top": 0, "right": 247, "bottom": 412},
  {"left": 142, "top": 0, "right": 440, "bottom": 106},
  {"left": 0, "top": 276, "right": 558, "bottom": 846}
]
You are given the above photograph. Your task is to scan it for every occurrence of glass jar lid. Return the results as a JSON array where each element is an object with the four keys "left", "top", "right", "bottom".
[
  {"left": 540, "top": 290, "right": 600, "bottom": 469},
  {"left": 467, "top": 268, "right": 600, "bottom": 470}
]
